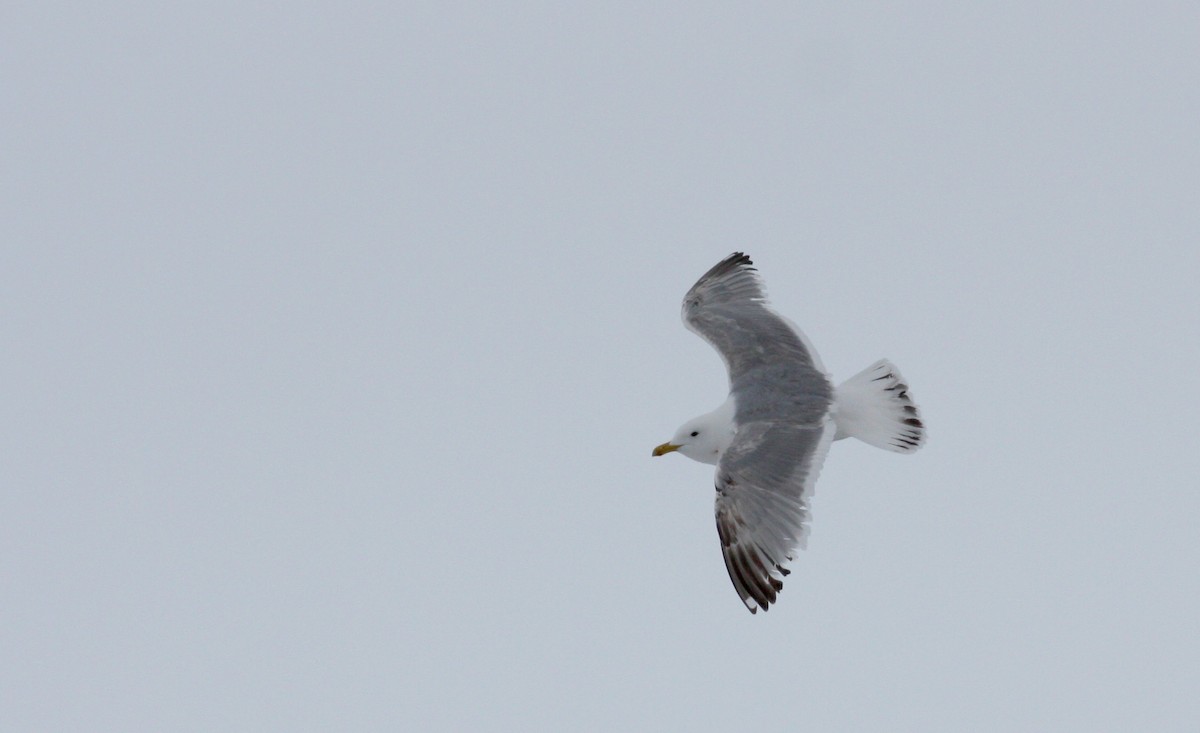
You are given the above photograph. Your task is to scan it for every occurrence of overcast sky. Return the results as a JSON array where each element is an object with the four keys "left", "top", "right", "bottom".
[{"left": 3, "top": 3, "right": 1198, "bottom": 731}]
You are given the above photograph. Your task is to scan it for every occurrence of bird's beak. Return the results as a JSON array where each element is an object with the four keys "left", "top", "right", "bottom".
[{"left": 652, "top": 442, "right": 680, "bottom": 457}]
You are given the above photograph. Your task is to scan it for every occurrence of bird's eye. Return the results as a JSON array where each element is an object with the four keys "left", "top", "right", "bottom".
[{"left": 690, "top": 431, "right": 699, "bottom": 437}]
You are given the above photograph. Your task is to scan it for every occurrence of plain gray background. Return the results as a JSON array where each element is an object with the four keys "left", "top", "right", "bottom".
[{"left": 4, "top": 3, "right": 1198, "bottom": 731}]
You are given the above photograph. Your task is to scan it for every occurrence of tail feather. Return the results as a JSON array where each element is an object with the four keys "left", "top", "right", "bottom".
[{"left": 833, "top": 359, "right": 925, "bottom": 453}]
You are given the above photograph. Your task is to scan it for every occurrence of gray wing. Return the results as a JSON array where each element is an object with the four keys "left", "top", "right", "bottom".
[
  {"left": 715, "top": 416, "right": 836, "bottom": 613},
  {"left": 682, "top": 252, "right": 827, "bottom": 386},
  {"left": 685, "top": 253, "right": 837, "bottom": 612}
]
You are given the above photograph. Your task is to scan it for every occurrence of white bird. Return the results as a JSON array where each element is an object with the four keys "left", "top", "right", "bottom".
[{"left": 653, "top": 252, "right": 925, "bottom": 613}]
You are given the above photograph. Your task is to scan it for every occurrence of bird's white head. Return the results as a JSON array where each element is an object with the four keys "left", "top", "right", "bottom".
[{"left": 652, "top": 400, "right": 736, "bottom": 466}]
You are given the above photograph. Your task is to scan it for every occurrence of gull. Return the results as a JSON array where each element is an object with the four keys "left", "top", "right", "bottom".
[{"left": 652, "top": 252, "right": 925, "bottom": 613}]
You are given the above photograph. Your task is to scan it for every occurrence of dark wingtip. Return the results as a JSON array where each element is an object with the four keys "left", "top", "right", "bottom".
[
  {"left": 699, "top": 252, "right": 755, "bottom": 285},
  {"left": 727, "top": 251, "right": 752, "bottom": 267}
]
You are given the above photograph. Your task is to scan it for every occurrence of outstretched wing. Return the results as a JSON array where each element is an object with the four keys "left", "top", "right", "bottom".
[
  {"left": 714, "top": 416, "right": 836, "bottom": 613},
  {"left": 683, "top": 253, "right": 837, "bottom": 612},
  {"left": 682, "top": 252, "right": 826, "bottom": 383}
]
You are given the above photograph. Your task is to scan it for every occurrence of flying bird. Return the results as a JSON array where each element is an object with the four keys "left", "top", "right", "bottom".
[{"left": 652, "top": 252, "right": 925, "bottom": 613}]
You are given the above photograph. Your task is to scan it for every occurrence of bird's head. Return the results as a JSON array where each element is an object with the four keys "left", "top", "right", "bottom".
[{"left": 653, "top": 417, "right": 724, "bottom": 466}]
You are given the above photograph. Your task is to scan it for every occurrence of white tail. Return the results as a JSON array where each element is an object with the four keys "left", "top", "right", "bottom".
[{"left": 833, "top": 359, "right": 925, "bottom": 453}]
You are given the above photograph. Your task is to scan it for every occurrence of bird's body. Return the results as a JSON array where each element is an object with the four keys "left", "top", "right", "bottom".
[{"left": 653, "top": 252, "right": 925, "bottom": 613}]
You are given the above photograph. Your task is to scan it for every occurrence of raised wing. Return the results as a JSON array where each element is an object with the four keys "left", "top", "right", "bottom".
[
  {"left": 682, "top": 252, "right": 825, "bottom": 383},
  {"left": 714, "top": 416, "right": 836, "bottom": 613}
]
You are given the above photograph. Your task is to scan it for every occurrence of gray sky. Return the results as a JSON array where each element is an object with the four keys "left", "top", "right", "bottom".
[{"left": 4, "top": 3, "right": 1198, "bottom": 731}]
